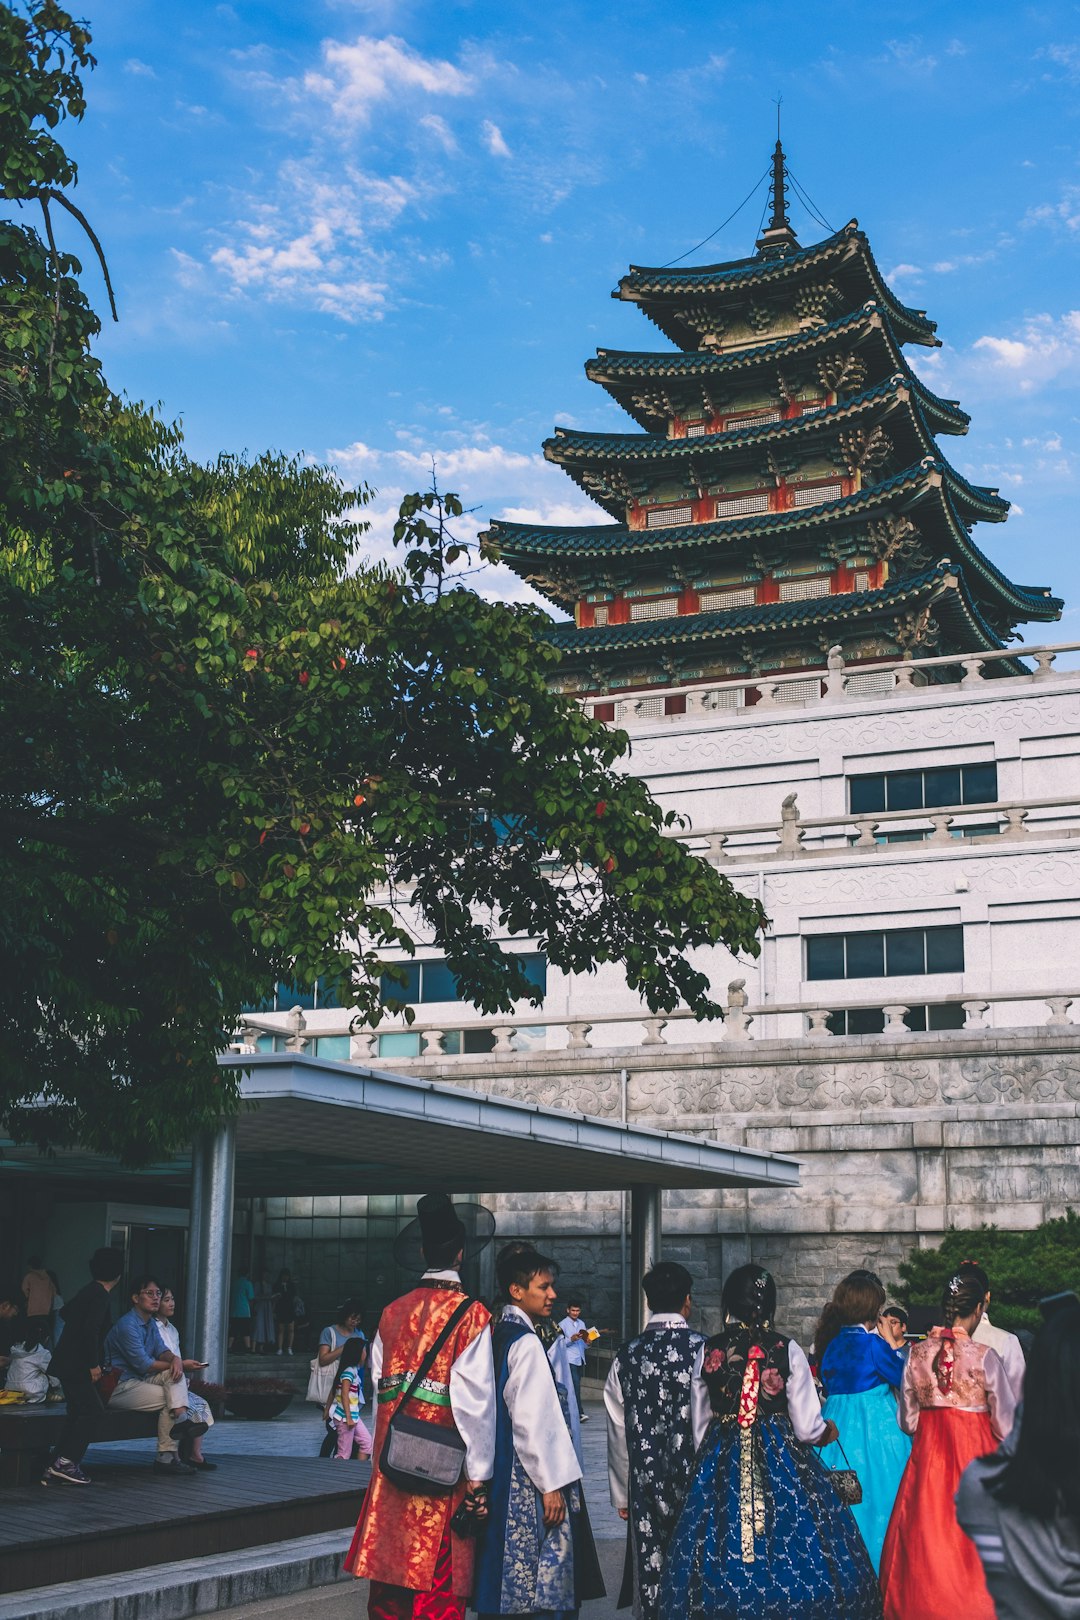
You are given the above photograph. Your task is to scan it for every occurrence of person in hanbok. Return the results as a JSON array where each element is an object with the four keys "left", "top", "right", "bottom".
[
  {"left": 346, "top": 1193, "right": 496, "bottom": 1620},
  {"left": 880, "top": 1262, "right": 1017, "bottom": 1620},
  {"left": 658, "top": 1263, "right": 882, "bottom": 1620},
  {"left": 474, "top": 1244, "right": 605, "bottom": 1620},
  {"left": 605, "top": 1260, "right": 703, "bottom": 1620},
  {"left": 813, "top": 1269, "right": 911, "bottom": 1571}
]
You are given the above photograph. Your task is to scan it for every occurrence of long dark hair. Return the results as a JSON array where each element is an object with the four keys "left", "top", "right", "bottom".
[
  {"left": 722, "top": 1264, "right": 776, "bottom": 1328},
  {"left": 335, "top": 1336, "right": 368, "bottom": 1383},
  {"left": 813, "top": 1270, "right": 886, "bottom": 1363},
  {"left": 992, "top": 1307, "right": 1080, "bottom": 1522},
  {"left": 941, "top": 1262, "right": 989, "bottom": 1326}
]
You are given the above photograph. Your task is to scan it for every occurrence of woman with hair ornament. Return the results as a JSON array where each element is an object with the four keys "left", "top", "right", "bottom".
[
  {"left": 880, "top": 1262, "right": 1018, "bottom": 1620},
  {"left": 813, "top": 1270, "right": 911, "bottom": 1572},
  {"left": 658, "top": 1264, "right": 882, "bottom": 1620}
]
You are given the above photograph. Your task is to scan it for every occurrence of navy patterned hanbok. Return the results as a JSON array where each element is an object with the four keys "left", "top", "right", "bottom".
[
  {"left": 605, "top": 1318, "right": 704, "bottom": 1620},
  {"left": 658, "top": 1325, "right": 882, "bottom": 1620}
]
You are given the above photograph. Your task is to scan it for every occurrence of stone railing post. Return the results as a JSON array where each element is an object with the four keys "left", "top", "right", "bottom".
[
  {"left": 238, "top": 1025, "right": 261, "bottom": 1053},
  {"left": 421, "top": 1028, "right": 447, "bottom": 1055},
  {"left": 962, "top": 1001, "right": 990, "bottom": 1030},
  {"left": 725, "top": 979, "right": 753, "bottom": 1041},
  {"left": 1045, "top": 997, "right": 1074, "bottom": 1028},
  {"left": 566, "top": 1021, "right": 593, "bottom": 1050},
  {"left": 882, "top": 1004, "right": 910, "bottom": 1033},
  {"left": 960, "top": 657, "right": 986, "bottom": 687},
  {"left": 350, "top": 1030, "right": 378, "bottom": 1060},
  {"left": 806, "top": 1009, "right": 833, "bottom": 1040},
  {"left": 491, "top": 1025, "right": 515, "bottom": 1052},
  {"left": 824, "top": 643, "right": 846, "bottom": 701},
  {"left": 892, "top": 663, "right": 917, "bottom": 692},
  {"left": 755, "top": 681, "right": 778, "bottom": 708},
  {"left": 640, "top": 1018, "right": 668, "bottom": 1046},
  {"left": 853, "top": 819, "right": 879, "bottom": 848},
  {"left": 284, "top": 1006, "right": 309, "bottom": 1052},
  {"left": 1032, "top": 650, "right": 1057, "bottom": 679},
  {"left": 1003, "top": 806, "right": 1029, "bottom": 839},
  {"left": 706, "top": 833, "right": 729, "bottom": 864},
  {"left": 779, "top": 793, "right": 805, "bottom": 857},
  {"left": 928, "top": 814, "right": 954, "bottom": 846}
]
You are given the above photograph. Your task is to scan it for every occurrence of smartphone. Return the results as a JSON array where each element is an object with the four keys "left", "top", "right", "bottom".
[{"left": 1039, "top": 1291, "right": 1080, "bottom": 1320}]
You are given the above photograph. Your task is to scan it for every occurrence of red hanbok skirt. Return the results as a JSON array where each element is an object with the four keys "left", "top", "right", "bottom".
[{"left": 880, "top": 1406, "right": 995, "bottom": 1620}]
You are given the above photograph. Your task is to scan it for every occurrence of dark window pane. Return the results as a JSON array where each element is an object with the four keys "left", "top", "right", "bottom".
[
  {"left": 847, "top": 1007, "right": 886, "bottom": 1035},
  {"left": 521, "top": 954, "right": 548, "bottom": 993},
  {"left": 928, "top": 1002, "right": 965, "bottom": 1030},
  {"left": 886, "top": 772, "right": 923, "bottom": 811},
  {"left": 884, "top": 829, "right": 924, "bottom": 844},
  {"left": 923, "top": 768, "right": 961, "bottom": 809},
  {"left": 276, "top": 980, "right": 314, "bottom": 1010},
  {"left": 420, "top": 961, "right": 460, "bottom": 1002},
  {"left": 925, "top": 926, "right": 964, "bottom": 974},
  {"left": 903, "top": 1005, "right": 928, "bottom": 1031},
  {"left": 463, "top": 1028, "right": 497, "bottom": 1054},
  {"left": 380, "top": 962, "right": 421, "bottom": 1003},
  {"left": 850, "top": 774, "right": 885, "bottom": 814},
  {"left": 825, "top": 1011, "right": 846, "bottom": 1036},
  {"left": 886, "top": 929, "right": 925, "bottom": 976},
  {"left": 313, "top": 978, "right": 340, "bottom": 1010},
  {"left": 441, "top": 1030, "right": 462, "bottom": 1054},
  {"left": 846, "top": 931, "right": 885, "bottom": 978},
  {"left": 807, "top": 935, "right": 845, "bottom": 980},
  {"left": 962, "top": 763, "right": 998, "bottom": 805}
]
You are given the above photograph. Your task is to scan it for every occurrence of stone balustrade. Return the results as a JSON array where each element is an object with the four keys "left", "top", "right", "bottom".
[
  {"left": 232, "top": 982, "right": 1080, "bottom": 1060},
  {"left": 580, "top": 638, "right": 1080, "bottom": 726}
]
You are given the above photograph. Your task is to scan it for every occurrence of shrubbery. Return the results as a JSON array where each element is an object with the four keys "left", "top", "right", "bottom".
[{"left": 897, "top": 1211, "right": 1080, "bottom": 1333}]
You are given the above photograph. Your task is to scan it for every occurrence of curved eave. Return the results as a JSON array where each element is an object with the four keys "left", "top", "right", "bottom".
[
  {"left": 617, "top": 224, "right": 938, "bottom": 348},
  {"left": 544, "top": 377, "right": 942, "bottom": 496},
  {"left": 586, "top": 326, "right": 968, "bottom": 436},
  {"left": 542, "top": 564, "right": 1000, "bottom": 653}
]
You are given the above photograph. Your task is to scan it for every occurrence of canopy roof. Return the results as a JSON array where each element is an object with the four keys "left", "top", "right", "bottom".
[
  {"left": 616, "top": 223, "right": 939, "bottom": 349},
  {"left": 0, "top": 1053, "right": 801, "bottom": 1200}
]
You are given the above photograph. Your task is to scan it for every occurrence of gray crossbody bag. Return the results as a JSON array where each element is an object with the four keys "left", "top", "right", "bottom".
[{"left": 379, "top": 1294, "right": 474, "bottom": 1496}]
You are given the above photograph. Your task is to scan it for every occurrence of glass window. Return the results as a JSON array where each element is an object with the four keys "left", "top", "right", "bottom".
[
  {"left": 510, "top": 1026, "right": 547, "bottom": 1051},
  {"left": 420, "top": 961, "right": 459, "bottom": 1002},
  {"left": 275, "top": 980, "right": 314, "bottom": 1010},
  {"left": 521, "top": 955, "right": 548, "bottom": 993},
  {"left": 380, "top": 963, "right": 422, "bottom": 1003},
  {"left": 962, "top": 763, "right": 998, "bottom": 804},
  {"left": 313, "top": 1035, "right": 351, "bottom": 1060},
  {"left": 849, "top": 774, "right": 886, "bottom": 814},
  {"left": 927, "top": 1003, "right": 965, "bottom": 1030},
  {"left": 925, "top": 925, "right": 964, "bottom": 974},
  {"left": 886, "top": 772, "right": 923, "bottom": 812},
  {"left": 847, "top": 1007, "right": 886, "bottom": 1035},
  {"left": 846, "top": 931, "right": 885, "bottom": 977},
  {"left": 922, "top": 767, "right": 961, "bottom": 809},
  {"left": 806, "top": 935, "right": 846, "bottom": 980},
  {"left": 463, "top": 1028, "right": 497, "bottom": 1054},
  {"left": 378, "top": 1032, "right": 422, "bottom": 1057},
  {"left": 886, "top": 929, "right": 926, "bottom": 976}
]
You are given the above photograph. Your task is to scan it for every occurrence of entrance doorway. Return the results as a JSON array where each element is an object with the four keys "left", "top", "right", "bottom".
[{"left": 110, "top": 1220, "right": 188, "bottom": 1305}]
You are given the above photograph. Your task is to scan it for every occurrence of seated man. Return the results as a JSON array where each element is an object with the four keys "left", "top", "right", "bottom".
[{"left": 104, "top": 1274, "right": 204, "bottom": 1474}]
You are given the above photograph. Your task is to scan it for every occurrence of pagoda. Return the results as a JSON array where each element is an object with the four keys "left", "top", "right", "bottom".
[{"left": 486, "top": 142, "right": 1061, "bottom": 700}]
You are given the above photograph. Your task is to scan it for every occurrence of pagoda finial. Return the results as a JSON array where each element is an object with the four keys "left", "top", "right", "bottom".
[{"left": 756, "top": 108, "right": 800, "bottom": 260}]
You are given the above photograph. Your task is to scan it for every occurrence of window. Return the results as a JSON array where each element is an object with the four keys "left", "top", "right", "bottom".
[
  {"left": 852, "top": 823, "right": 1001, "bottom": 847},
  {"left": 592, "top": 604, "right": 609, "bottom": 626},
  {"left": 645, "top": 504, "right": 693, "bottom": 527},
  {"left": 778, "top": 576, "right": 831, "bottom": 601},
  {"left": 844, "top": 669, "right": 895, "bottom": 698},
  {"left": 379, "top": 953, "right": 547, "bottom": 1005},
  {"left": 727, "top": 409, "right": 781, "bottom": 431},
  {"left": 806, "top": 925, "right": 964, "bottom": 981},
  {"left": 629, "top": 597, "right": 679, "bottom": 621},
  {"left": 849, "top": 763, "right": 998, "bottom": 815},
  {"left": 792, "top": 481, "right": 843, "bottom": 507},
  {"left": 824, "top": 1003, "right": 966, "bottom": 1036},
  {"left": 699, "top": 585, "right": 757, "bottom": 611},
  {"left": 684, "top": 422, "right": 709, "bottom": 438},
  {"left": 851, "top": 570, "right": 871, "bottom": 592},
  {"left": 242, "top": 979, "right": 340, "bottom": 1014},
  {"left": 716, "top": 492, "right": 770, "bottom": 519}
]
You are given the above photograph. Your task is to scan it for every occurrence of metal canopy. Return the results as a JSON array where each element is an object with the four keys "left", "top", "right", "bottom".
[{"left": 224, "top": 1053, "right": 800, "bottom": 1195}]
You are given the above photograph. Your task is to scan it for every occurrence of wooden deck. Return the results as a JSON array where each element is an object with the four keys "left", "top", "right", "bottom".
[{"left": 0, "top": 1448, "right": 367, "bottom": 1594}]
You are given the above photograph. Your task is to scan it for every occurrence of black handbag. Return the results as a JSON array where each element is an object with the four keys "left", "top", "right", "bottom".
[
  {"left": 379, "top": 1294, "right": 474, "bottom": 1496},
  {"left": 819, "top": 1436, "right": 862, "bottom": 1506}
]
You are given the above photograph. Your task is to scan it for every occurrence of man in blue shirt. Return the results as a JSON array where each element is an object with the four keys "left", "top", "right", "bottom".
[{"left": 105, "top": 1275, "right": 203, "bottom": 1474}]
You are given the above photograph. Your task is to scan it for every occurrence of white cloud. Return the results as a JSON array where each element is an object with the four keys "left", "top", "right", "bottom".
[
  {"left": 972, "top": 312, "right": 1080, "bottom": 391},
  {"left": 482, "top": 119, "right": 512, "bottom": 159},
  {"left": 419, "top": 113, "right": 458, "bottom": 152},
  {"left": 304, "top": 34, "right": 474, "bottom": 126},
  {"left": 886, "top": 262, "right": 924, "bottom": 283},
  {"left": 124, "top": 58, "right": 157, "bottom": 78},
  {"left": 1024, "top": 185, "right": 1080, "bottom": 233}
]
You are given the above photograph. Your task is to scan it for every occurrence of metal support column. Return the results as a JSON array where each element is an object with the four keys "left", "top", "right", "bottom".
[
  {"left": 192, "top": 1119, "right": 236, "bottom": 1385},
  {"left": 184, "top": 1138, "right": 207, "bottom": 1354},
  {"left": 629, "top": 1184, "right": 662, "bottom": 1331}
]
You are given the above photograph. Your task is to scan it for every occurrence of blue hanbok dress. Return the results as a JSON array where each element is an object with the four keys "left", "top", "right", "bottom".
[
  {"left": 818, "top": 1324, "right": 911, "bottom": 1572},
  {"left": 658, "top": 1326, "right": 882, "bottom": 1620},
  {"left": 475, "top": 1308, "right": 604, "bottom": 1619}
]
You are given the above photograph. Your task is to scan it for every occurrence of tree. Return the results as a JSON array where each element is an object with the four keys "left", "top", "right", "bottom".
[
  {"left": 896, "top": 1214, "right": 1080, "bottom": 1334},
  {"left": 0, "top": 3, "right": 765, "bottom": 1164}
]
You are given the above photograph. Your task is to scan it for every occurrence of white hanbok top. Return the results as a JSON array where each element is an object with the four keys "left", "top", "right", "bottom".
[
  {"left": 972, "top": 1314, "right": 1026, "bottom": 1405},
  {"left": 501, "top": 1303, "right": 582, "bottom": 1495},
  {"left": 368, "top": 1268, "right": 496, "bottom": 1481}
]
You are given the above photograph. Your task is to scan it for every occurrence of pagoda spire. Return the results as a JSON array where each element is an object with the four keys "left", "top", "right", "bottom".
[{"left": 755, "top": 133, "right": 800, "bottom": 260}]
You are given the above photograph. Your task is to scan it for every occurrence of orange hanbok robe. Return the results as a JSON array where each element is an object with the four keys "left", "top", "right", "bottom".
[{"left": 346, "top": 1281, "right": 492, "bottom": 1598}]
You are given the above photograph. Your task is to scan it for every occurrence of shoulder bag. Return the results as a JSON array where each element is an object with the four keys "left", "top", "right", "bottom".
[
  {"left": 818, "top": 1435, "right": 862, "bottom": 1506},
  {"left": 379, "top": 1294, "right": 475, "bottom": 1496}
]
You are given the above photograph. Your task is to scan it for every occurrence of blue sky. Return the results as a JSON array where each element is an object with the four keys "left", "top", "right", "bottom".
[{"left": 38, "top": 1, "right": 1080, "bottom": 630}]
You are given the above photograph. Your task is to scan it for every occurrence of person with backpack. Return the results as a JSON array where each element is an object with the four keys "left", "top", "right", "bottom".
[{"left": 323, "top": 1335, "right": 373, "bottom": 1460}]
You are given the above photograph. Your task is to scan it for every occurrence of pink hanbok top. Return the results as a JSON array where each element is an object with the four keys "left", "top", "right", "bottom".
[{"left": 899, "top": 1325, "right": 1016, "bottom": 1442}]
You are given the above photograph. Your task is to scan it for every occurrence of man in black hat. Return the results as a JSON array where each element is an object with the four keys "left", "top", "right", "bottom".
[{"left": 345, "top": 1193, "right": 496, "bottom": 1620}]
